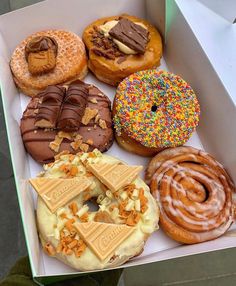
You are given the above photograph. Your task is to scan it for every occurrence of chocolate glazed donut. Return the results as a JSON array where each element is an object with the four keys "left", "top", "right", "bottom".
[{"left": 20, "top": 82, "right": 114, "bottom": 163}]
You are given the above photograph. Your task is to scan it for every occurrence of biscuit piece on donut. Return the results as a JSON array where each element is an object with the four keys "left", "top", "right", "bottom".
[
  {"left": 83, "top": 15, "right": 162, "bottom": 86},
  {"left": 146, "top": 146, "right": 235, "bottom": 244},
  {"left": 10, "top": 30, "right": 87, "bottom": 97},
  {"left": 35, "top": 150, "right": 159, "bottom": 271},
  {"left": 113, "top": 70, "right": 200, "bottom": 156},
  {"left": 20, "top": 82, "right": 113, "bottom": 163}
]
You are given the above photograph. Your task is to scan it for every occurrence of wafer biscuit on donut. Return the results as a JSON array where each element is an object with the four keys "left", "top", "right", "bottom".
[{"left": 33, "top": 150, "right": 159, "bottom": 270}]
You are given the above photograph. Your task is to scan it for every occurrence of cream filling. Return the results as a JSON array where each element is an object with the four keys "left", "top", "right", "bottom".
[{"left": 99, "top": 20, "right": 147, "bottom": 55}]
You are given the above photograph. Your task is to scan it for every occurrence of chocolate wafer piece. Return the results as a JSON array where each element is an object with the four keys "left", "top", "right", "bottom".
[
  {"left": 29, "top": 177, "right": 91, "bottom": 213},
  {"left": 87, "top": 163, "right": 143, "bottom": 192},
  {"left": 109, "top": 18, "right": 149, "bottom": 54},
  {"left": 75, "top": 222, "right": 135, "bottom": 261},
  {"left": 57, "top": 83, "right": 88, "bottom": 131},
  {"left": 35, "top": 85, "right": 65, "bottom": 128}
]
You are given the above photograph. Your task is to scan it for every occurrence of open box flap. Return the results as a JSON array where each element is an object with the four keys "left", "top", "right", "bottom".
[{"left": 164, "top": 0, "right": 236, "bottom": 183}]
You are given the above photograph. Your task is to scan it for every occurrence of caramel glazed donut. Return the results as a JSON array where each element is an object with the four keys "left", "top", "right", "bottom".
[
  {"left": 36, "top": 150, "right": 159, "bottom": 270},
  {"left": 113, "top": 70, "right": 200, "bottom": 157},
  {"left": 83, "top": 15, "right": 162, "bottom": 86},
  {"left": 10, "top": 30, "right": 87, "bottom": 97},
  {"left": 146, "top": 146, "right": 236, "bottom": 244}
]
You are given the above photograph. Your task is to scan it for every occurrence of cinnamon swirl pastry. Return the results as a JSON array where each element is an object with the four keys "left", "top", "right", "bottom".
[{"left": 146, "top": 146, "right": 235, "bottom": 244}]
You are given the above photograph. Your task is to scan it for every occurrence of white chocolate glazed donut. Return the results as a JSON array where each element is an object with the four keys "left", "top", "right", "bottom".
[{"left": 37, "top": 150, "right": 159, "bottom": 270}]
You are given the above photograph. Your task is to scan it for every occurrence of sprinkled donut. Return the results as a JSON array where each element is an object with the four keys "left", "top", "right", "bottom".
[
  {"left": 34, "top": 150, "right": 159, "bottom": 270},
  {"left": 113, "top": 70, "right": 200, "bottom": 156}
]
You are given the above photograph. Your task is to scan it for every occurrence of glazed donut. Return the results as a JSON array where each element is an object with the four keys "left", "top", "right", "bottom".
[
  {"left": 83, "top": 15, "right": 162, "bottom": 86},
  {"left": 10, "top": 30, "right": 87, "bottom": 97},
  {"left": 36, "top": 150, "right": 159, "bottom": 270},
  {"left": 113, "top": 70, "right": 200, "bottom": 156},
  {"left": 20, "top": 81, "right": 113, "bottom": 163},
  {"left": 146, "top": 146, "right": 235, "bottom": 244}
]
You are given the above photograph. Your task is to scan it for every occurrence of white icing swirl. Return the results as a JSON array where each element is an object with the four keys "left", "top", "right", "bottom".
[{"left": 148, "top": 146, "right": 235, "bottom": 244}]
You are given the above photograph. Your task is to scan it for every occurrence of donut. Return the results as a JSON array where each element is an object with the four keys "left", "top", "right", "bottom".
[
  {"left": 113, "top": 70, "right": 200, "bottom": 156},
  {"left": 20, "top": 81, "right": 113, "bottom": 163},
  {"left": 33, "top": 150, "right": 159, "bottom": 270},
  {"left": 83, "top": 15, "right": 162, "bottom": 86},
  {"left": 146, "top": 146, "right": 235, "bottom": 244},
  {"left": 10, "top": 30, "right": 87, "bottom": 97}
]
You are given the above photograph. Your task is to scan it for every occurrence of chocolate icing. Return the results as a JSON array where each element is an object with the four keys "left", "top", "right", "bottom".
[
  {"left": 35, "top": 85, "right": 65, "bottom": 128},
  {"left": 109, "top": 18, "right": 149, "bottom": 54},
  {"left": 25, "top": 36, "right": 58, "bottom": 60},
  {"left": 57, "top": 84, "right": 88, "bottom": 131},
  {"left": 20, "top": 83, "right": 113, "bottom": 163}
]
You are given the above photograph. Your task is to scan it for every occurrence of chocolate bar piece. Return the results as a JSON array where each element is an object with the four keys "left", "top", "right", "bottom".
[
  {"left": 35, "top": 85, "right": 65, "bottom": 128},
  {"left": 57, "top": 83, "right": 88, "bottom": 131},
  {"left": 109, "top": 18, "right": 149, "bottom": 54}
]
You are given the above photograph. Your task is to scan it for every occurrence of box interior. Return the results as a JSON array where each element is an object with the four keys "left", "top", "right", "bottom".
[{"left": 0, "top": 0, "right": 236, "bottom": 278}]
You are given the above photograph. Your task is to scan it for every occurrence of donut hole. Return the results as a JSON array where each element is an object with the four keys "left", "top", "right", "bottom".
[
  {"left": 151, "top": 105, "right": 158, "bottom": 112},
  {"left": 85, "top": 199, "right": 99, "bottom": 212}
]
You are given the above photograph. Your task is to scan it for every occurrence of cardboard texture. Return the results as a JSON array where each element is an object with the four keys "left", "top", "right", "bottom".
[
  {"left": 198, "top": 0, "right": 236, "bottom": 23},
  {"left": 0, "top": 0, "right": 235, "bottom": 283}
]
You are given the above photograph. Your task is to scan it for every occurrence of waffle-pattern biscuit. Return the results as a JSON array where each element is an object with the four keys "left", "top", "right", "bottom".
[
  {"left": 28, "top": 49, "right": 56, "bottom": 75},
  {"left": 10, "top": 30, "right": 88, "bottom": 97}
]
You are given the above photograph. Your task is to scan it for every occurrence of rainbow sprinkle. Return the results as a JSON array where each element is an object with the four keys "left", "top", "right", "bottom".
[{"left": 113, "top": 70, "right": 200, "bottom": 148}]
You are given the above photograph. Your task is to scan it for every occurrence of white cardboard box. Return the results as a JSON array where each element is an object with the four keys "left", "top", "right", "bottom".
[{"left": 0, "top": 0, "right": 236, "bottom": 284}]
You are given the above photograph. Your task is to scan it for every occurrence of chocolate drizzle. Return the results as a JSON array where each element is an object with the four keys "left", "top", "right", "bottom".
[
  {"left": 57, "top": 84, "right": 88, "bottom": 131},
  {"left": 109, "top": 18, "right": 149, "bottom": 54},
  {"left": 35, "top": 85, "right": 65, "bottom": 128}
]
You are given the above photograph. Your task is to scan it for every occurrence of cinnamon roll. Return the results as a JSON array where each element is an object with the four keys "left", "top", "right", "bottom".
[{"left": 146, "top": 146, "right": 235, "bottom": 244}]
